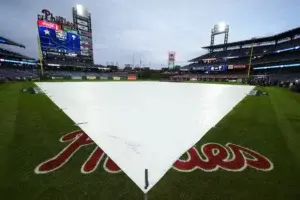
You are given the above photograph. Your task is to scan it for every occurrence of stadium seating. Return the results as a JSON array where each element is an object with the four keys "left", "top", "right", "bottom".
[
  {"left": 0, "top": 68, "right": 38, "bottom": 79},
  {"left": 45, "top": 70, "right": 128, "bottom": 77}
]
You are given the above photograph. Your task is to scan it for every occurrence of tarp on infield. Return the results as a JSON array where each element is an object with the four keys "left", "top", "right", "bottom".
[{"left": 36, "top": 82, "right": 254, "bottom": 193}]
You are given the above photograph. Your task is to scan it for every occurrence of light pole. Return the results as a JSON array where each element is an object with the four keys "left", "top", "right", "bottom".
[
  {"left": 247, "top": 37, "right": 256, "bottom": 81},
  {"left": 37, "top": 36, "right": 44, "bottom": 76}
]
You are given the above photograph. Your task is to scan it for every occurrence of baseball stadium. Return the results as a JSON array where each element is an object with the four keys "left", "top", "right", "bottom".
[{"left": 1, "top": 3, "right": 300, "bottom": 200}]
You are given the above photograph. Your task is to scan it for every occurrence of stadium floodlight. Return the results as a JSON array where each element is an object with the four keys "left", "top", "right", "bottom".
[
  {"left": 217, "top": 22, "right": 226, "bottom": 32},
  {"left": 76, "top": 4, "right": 84, "bottom": 16}
]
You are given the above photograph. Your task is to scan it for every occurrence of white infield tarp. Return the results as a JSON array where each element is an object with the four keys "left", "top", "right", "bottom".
[{"left": 36, "top": 82, "right": 254, "bottom": 193}]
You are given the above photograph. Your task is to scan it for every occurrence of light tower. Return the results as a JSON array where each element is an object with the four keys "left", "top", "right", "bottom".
[{"left": 210, "top": 22, "right": 230, "bottom": 53}]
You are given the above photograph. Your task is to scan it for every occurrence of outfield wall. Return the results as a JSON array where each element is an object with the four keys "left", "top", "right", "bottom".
[{"left": 50, "top": 75, "right": 137, "bottom": 81}]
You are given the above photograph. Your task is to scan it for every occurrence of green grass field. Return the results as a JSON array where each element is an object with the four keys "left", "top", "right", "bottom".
[{"left": 1, "top": 81, "right": 300, "bottom": 200}]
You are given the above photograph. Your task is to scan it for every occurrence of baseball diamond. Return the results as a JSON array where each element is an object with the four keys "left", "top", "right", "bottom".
[{"left": 1, "top": 1, "right": 300, "bottom": 200}]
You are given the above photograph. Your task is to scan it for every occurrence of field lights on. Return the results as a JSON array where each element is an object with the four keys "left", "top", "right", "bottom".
[
  {"left": 217, "top": 22, "right": 226, "bottom": 32},
  {"left": 213, "top": 22, "right": 228, "bottom": 34},
  {"left": 76, "top": 4, "right": 84, "bottom": 16}
]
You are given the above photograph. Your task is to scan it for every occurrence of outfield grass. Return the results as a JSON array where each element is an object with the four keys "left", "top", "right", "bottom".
[{"left": 0, "top": 82, "right": 300, "bottom": 200}]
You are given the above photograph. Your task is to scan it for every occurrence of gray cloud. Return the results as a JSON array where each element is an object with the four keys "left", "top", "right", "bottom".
[{"left": 1, "top": 0, "right": 300, "bottom": 68}]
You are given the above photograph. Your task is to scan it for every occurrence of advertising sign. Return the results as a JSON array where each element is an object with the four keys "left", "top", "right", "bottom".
[
  {"left": 38, "top": 20, "right": 61, "bottom": 30},
  {"left": 51, "top": 76, "right": 63, "bottom": 79},
  {"left": 78, "top": 24, "right": 88, "bottom": 31},
  {"left": 63, "top": 26, "right": 78, "bottom": 34},
  {"left": 127, "top": 75, "right": 137, "bottom": 80},
  {"left": 192, "top": 66, "right": 205, "bottom": 71},
  {"left": 100, "top": 76, "right": 108, "bottom": 80},
  {"left": 208, "top": 66, "right": 227, "bottom": 71},
  {"left": 87, "top": 76, "right": 96, "bottom": 80},
  {"left": 78, "top": 30, "right": 92, "bottom": 37},
  {"left": 72, "top": 76, "right": 82, "bottom": 80},
  {"left": 233, "top": 65, "right": 247, "bottom": 69},
  {"left": 190, "top": 77, "right": 197, "bottom": 81},
  {"left": 80, "top": 35, "right": 92, "bottom": 42},
  {"left": 113, "top": 77, "right": 121, "bottom": 81},
  {"left": 77, "top": 19, "right": 88, "bottom": 26},
  {"left": 228, "top": 65, "right": 247, "bottom": 69}
]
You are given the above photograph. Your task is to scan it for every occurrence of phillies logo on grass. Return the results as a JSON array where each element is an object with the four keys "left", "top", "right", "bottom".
[{"left": 34, "top": 130, "right": 273, "bottom": 174}]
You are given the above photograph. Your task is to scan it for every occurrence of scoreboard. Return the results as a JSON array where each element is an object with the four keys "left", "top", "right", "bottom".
[
  {"left": 37, "top": 6, "right": 93, "bottom": 65},
  {"left": 39, "top": 26, "right": 81, "bottom": 54}
]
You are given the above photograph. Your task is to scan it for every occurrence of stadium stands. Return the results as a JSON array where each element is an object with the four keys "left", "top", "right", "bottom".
[
  {"left": 174, "top": 26, "right": 300, "bottom": 86},
  {"left": 0, "top": 35, "right": 38, "bottom": 81}
]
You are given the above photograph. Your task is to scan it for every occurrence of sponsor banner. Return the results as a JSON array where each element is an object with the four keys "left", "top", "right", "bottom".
[
  {"left": 80, "top": 46, "right": 90, "bottom": 51},
  {"left": 233, "top": 65, "right": 247, "bottom": 69},
  {"left": 80, "top": 40, "right": 92, "bottom": 45},
  {"left": 190, "top": 77, "right": 197, "bottom": 81},
  {"left": 127, "top": 75, "right": 137, "bottom": 80},
  {"left": 113, "top": 76, "right": 121, "bottom": 81},
  {"left": 228, "top": 79, "right": 237, "bottom": 82},
  {"left": 51, "top": 76, "right": 63, "bottom": 79},
  {"left": 38, "top": 20, "right": 61, "bottom": 30},
  {"left": 228, "top": 65, "right": 234, "bottom": 70},
  {"left": 78, "top": 30, "right": 92, "bottom": 37},
  {"left": 63, "top": 26, "right": 78, "bottom": 34},
  {"left": 192, "top": 66, "right": 205, "bottom": 71},
  {"left": 100, "top": 76, "right": 108, "bottom": 80},
  {"left": 208, "top": 65, "right": 227, "bottom": 71},
  {"left": 77, "top": 19, "right": 88, "bottom": 26},
  {"left": 72, "top": 76, "right": 82, "bottom": 80},
  {"left": 80, "top": 35, "right": 92, "bottom": 42},
  {"left": 81, "top": 51, "right": 91, "bottom": 56},
  {"left": 87, "top": 76, "right": 96, "bottom": 80},
  {"left": 80, "top": 43, "right": 92, "bottom": 48},
  {"left": 78, "top": 24, "right": 88, "bottom": 31}
]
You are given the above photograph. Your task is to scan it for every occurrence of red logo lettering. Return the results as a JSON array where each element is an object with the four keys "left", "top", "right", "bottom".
[
  {"left": 35, "top": 131, "right": 273, "bottom": 174},
  {"left": 173, "top": 143, "right": 273, "bottom": 172},
  {"left": 35, "top": 130, "right": 93, "bottom": 174}
]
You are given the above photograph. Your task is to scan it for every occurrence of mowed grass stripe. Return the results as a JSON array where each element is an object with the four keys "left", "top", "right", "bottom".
[
  {"left": 1, "top": 82, "right": 300, "bottom": 200},
  {"left": 150, "top": 87, "right": 299, "bottom": 200},
  {"left": 0, "top": 83, "right": 23, "bottom": 183},
  {"left": 268, "top": 87, "right": 300, "bottom": 171},
  {"left": 2, "top": 82, "right": 78, "bottom": 199},
  {"left": 3, "top": 82, "right": 142, "bottom": 200}
]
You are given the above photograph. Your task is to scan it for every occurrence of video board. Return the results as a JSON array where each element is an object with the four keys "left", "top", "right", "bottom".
[
  {"left": 37, "top": 6, "right": 93, "bottom": 65},
  {"left": 39, "top": 25, "right": 81, "bottom": 54}
]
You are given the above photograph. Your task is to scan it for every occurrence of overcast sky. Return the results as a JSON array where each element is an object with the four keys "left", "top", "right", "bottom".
[{"left": 0, "top": 0, "right": 300, "bottom": 68}]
